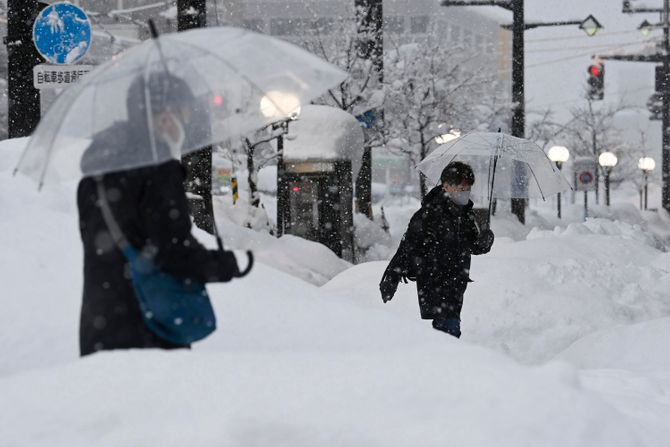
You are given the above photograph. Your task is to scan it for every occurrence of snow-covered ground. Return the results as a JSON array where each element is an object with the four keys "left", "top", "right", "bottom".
[{"left": 2, "top": 137, "right": 670, "bottom": 446}]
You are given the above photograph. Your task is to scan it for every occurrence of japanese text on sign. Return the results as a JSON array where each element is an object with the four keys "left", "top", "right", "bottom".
[{"left": 33, "top": 64, "right": 94, "bottom": 90}]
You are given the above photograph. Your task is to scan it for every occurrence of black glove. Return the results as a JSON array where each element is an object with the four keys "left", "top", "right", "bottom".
[
  {"left": 379, "top": 270, "right": 400, "bottom": 303},
  {"left": 477, "top": 229, "right": 495, "bottom": 252}
]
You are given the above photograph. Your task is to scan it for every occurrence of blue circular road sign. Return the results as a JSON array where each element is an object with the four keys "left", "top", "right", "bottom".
[{"left": 33, "top": 2, "right": 92, "bottom": 65}]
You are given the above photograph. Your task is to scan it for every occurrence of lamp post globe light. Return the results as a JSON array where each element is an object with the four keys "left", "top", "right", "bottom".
[
  {"left": 638, "top": 19, "right": 653, "bottom": 36},
  {"left": 638, "top": 156, "right": 656, "bottom": 210},
  {"left": 579, "top": 14, "right": 604, "bottom": 37},
  {"left": 435, "top": 129, "right": 461, "bottom": 145},
  {"left": 260, "top": 91, "right": 302, "bottom": 120},
  {"left": 598, "top": 151, "right": 618, "bottom": 206},
  {"left": 547, "top": 145, "right": 570, "bottom": 218}
]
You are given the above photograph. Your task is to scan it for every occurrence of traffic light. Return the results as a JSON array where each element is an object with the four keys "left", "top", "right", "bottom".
[{"left": 587, "top": 62, "right": 604, "bottom": 100}]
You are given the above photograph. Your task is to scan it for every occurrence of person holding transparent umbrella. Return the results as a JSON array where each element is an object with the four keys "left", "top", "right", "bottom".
[
  {"left": 14, "top": 25, "right": 348, "bottom": 355},
  {"left": 77, "top": 73, "right": 252, "bottom": 356},
  {"left": 379, "top": 162, "right": 494, "bottom": 338}
]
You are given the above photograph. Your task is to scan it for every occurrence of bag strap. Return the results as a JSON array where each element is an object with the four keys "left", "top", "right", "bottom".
[{"left": 95, "top": 177, "right": 130, "bottom": 252}]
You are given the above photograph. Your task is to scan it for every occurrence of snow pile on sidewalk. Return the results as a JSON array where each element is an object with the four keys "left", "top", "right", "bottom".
[{"left": 2, "top": 137, "right": 670, "bottom": 446}]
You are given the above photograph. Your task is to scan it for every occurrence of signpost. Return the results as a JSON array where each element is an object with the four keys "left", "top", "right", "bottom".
[
  {"left": 31, "top": 1, "right": 93, "bottom": 117},
  {"left": 574, "top": 158, "right": 597, "bottom": 220}
]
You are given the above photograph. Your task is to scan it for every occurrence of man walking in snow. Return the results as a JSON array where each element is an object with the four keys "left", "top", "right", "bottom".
[{"left": 379, "top": 162, "right": 494, "bottom": 338}]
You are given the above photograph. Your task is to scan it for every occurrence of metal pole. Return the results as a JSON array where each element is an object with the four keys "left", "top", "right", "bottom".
[
  {"left": 592, "top": 130, "right": 599, "bottom": 205},
  {"left": 354, "top": 0, "right": 383, "bottom": 220},
  {"left": 178, "top": 0, "right": 214, "bottom": 234},
  {"left": 584, "top": 190, "right": 588, "bottom": 221},
  {"left": 511, "top": 0, "right": 526, "bottom": 224},
  {"left": 276, "top": 133, "right": 286, "bottom": 237},
  {"left": 556, "top": 161, "right": 562, "bottom": 218},
  {"left": 605, "top": 169, "right": 611, "bottom": 206},
  {"left": 644, "top": 171, "right": 649, "bottom": 210},
  {"left": 6, "top": 0, "right": 42, "bottom": 138},
  {"left": 663, "top": 0, "right": 670, "bottom": 211}
]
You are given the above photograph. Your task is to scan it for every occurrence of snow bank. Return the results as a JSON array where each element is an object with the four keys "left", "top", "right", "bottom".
[{"left": 3, "top": 135, "right": 670, "bottom": 445}]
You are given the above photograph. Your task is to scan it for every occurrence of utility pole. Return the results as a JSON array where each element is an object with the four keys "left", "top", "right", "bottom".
[
  {"left": 354, "top": 0, "right": 383, "bottom": 220},
  {"left": 600, "top": 0, "right": 670, "bottom": 212},
  {"left": 510, "top": 0, "right": 526, "bottom": 223},
  {"left": 178, "top": 0, "right": 215, "bottom": 234},
  {"left": 6, "top": 0, "right": 42, "bottom": 138},
  {"left": 441, "top": 1, "right": 602, "bottom": 223}
]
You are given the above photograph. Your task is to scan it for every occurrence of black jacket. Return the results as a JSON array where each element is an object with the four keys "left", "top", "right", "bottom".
[
  {"left": 381, "top": 186, "right": 493, "bottom": 319},
  {"left": 77, "top": 131, "right": 239, "bottom": 356}
]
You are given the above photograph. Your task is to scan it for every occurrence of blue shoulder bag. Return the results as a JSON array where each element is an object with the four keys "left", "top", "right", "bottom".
[{"left": 96, "top": 180, "right": 217, "bottom": 345}]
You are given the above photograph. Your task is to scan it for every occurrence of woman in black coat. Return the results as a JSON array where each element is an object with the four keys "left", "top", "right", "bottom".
[
  {"left": 77, "top": 74, "right": 244, "bottom": 356},
  {"left": 380, "top": 162, "right": 494, "bottom": 338}
]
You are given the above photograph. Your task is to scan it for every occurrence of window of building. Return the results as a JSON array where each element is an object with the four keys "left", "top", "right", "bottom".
[
  {"left": 410, "top": 16, "right": 429, "bottom": 34},
  {"left": 463, "top": 29, "right": 473, "bottom": 48},
  {"left": 270, "top": 18, "right": 313, "bottom": 36},
  {"left": 270, "top": 18, "right": 292, "bottom": 36},
  {"left": 312, "top": 17, "right": 335, "bottom": 34},
  {"left": 475, "top": 34, "right": 484, "bottom": 52},
  {"left": 243, "top": 19, "right": 265, "bottom": 33},
  {"left": 384, "top": 16, "right": 405, "bottom": 34},
  {"left": 450, "top": 25, "right": 461, "bottom": 44}
]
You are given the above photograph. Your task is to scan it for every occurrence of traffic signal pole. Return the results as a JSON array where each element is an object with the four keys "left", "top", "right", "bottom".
[{"left": 664, "top": 0, "right": 670, "bottom": 212}]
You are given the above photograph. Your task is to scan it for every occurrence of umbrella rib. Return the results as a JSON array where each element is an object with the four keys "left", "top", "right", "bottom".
[
  {"left": 36, "top": 85, "right": 83, "bottom": 189},
  {"left": 142, "top": 47, "right": 159, "bottom": 162},
  {"left": 526, "top": 162, "right": 546, "bottom": 201},
  {"left": 164, "top": 37, "right": 293, "bottom": 118}
]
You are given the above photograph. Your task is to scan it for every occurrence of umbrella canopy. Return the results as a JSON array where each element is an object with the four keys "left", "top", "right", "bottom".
[
  {"left": 417, "top": 132, "right": 572, "bottom": 201},
  {"left": 15, "top": 27, "right": 348, "bottom": 188}
]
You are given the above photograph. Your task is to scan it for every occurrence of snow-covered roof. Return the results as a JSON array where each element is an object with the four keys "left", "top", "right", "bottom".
[{"left": 284, "top": 105, "right": 365, "bottom": 176}]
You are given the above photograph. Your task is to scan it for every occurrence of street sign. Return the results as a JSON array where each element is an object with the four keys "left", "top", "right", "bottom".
[
  {"left": 574, "top": 159, "right": 597, "bottom": 191},
  {"left": 356, "top": 110, "right": 377, "bottom": 129},
  {"left": 32, "top": 2, "right": 91, "bottom": 65},
  {"left": 33, "top": 64, "right": 93, "bottom": 90}
]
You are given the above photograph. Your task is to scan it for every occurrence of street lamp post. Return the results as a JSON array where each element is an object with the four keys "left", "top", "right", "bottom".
[
  {"left": 259, "top": 91, "right": 301, "bottom": 236},
  {"left": 638, "top": 156, "right": 656, "bottom": 210},
  {"left": 548, "top": 145, "right": 570, "bottom": 218},
  {"left": 598, "top": 152, "right": 618, "bottom": 207}
]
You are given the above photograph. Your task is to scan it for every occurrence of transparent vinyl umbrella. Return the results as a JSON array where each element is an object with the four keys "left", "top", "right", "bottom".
[
  {"left": 15, "top": 26, "right": 348, "bottom": 188},
  {"left": 417, "top": 131, "right": 572, "bottom": 214}
]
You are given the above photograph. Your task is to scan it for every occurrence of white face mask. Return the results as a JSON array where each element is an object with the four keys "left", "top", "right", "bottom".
[
  {"left": 450, "top": 190, "right": 471, "bottom": 206},
  {"left": 157, "top": 111, "right": 186, "bottom": 159}
]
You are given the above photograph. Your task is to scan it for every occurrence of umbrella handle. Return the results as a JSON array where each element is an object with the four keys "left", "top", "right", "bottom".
[{"left": 487, "top": 155, "right": 499, "bottom": 228}]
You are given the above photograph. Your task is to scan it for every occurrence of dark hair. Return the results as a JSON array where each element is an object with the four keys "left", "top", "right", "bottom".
[{"left": 440, "top": 161, "right": 475, "bottom": 186}]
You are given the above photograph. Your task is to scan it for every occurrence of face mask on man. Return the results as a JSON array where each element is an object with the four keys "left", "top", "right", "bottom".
[{"left": 449, "top": 190, "right": 471, "bottom": 206}]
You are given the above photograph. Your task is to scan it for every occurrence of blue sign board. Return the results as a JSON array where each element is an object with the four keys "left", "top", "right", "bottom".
[
  {"left": 33, "top": 2, "right": 92, "bottom": 65},
  {"left": 356, "top": 110, "right": 377, "bottom": 129}
]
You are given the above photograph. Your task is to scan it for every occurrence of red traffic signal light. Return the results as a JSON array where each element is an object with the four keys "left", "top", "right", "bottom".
[{"left": 587, "top": 62, "right": 604, "bottom": 100}]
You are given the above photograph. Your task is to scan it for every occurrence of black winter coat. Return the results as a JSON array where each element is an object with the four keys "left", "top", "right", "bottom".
[
  {"left": 77, "top": 126, "right": 239, "bottom": 356},
  {"left": 383, "top": 186, "right": 492, "bottom": 319}
]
